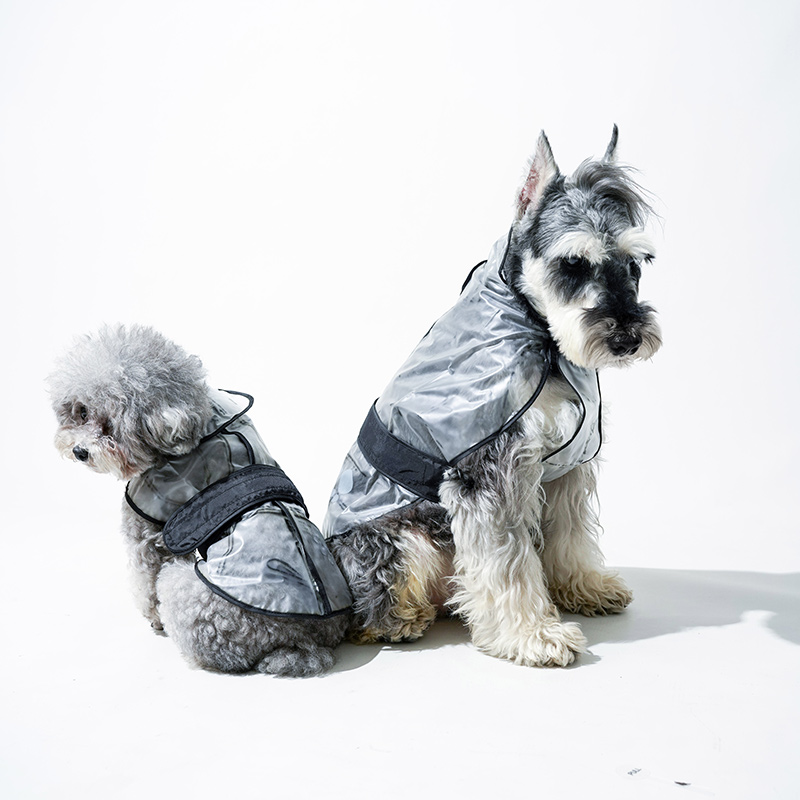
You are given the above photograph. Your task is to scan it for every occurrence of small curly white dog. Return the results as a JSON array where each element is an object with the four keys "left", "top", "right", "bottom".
[{"left": 48, "top": 324, "right": 351, "bottom": 677}]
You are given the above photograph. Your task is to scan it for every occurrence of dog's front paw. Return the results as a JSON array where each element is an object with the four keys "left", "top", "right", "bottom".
[
  {"left": 521, "top": 620, "right": 587, "bottom": 667},
  {"left": 482, "top": 619, "right": 587, "bottom": 667},
  {"left": 551, "top": 571, "right": 633, "bottom": 616}
]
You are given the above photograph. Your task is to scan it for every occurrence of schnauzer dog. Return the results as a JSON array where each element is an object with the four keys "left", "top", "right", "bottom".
[
  {"left": 49, "top": 325, "right": 351, "bottom": 677},
  {"left": 324, "top": 126, "right": 661, "bottom": 667}
]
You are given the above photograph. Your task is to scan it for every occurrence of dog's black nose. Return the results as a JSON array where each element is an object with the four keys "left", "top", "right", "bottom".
[
  {"left": 73, "top": 446, "right": 89, "bottom": 462},
  {"left": 609, "top": 333, "right": 642, "bottom": 357}
]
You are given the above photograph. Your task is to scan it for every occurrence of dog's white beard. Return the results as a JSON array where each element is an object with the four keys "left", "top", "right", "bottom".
[
  {"left": 54, "top": 428, "right": 135, "bottom": 480},
  {"left": 519, "top": 254, "right": 662, "bottom": 369},
  {"left": 518, "top": 256, "right": 595, "bottom": 367}
]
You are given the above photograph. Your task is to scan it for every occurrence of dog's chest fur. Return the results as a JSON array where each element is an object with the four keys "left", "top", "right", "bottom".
[{"left": 511, "top": 369, "right": 587, "bottom": 458}]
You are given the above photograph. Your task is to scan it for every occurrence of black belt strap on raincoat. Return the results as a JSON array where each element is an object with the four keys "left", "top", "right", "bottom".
[
  {"left": 357, "top": 403, "right": 448, "bottom": 503},
  {"left": 163, "top": 464, "right": 307, "bottom": 556},
  {"left": 355, "top": 247, "right": 558, "bottom": 507}
]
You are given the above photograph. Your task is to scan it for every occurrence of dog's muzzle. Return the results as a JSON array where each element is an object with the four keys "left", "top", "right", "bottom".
[{"left": 608, "top": 331, "right": 642, "bottom": 356}]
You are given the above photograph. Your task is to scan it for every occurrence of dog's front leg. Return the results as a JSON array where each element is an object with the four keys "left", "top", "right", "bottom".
[
  {"left": 541, "top": 462, "right": 632, "bottom": 615},
  {"left": 440, "top": 434, "right": 587, "bottom": 667},
  {"left": 121, "top": 502, "right": 175, "bottom": 632}
]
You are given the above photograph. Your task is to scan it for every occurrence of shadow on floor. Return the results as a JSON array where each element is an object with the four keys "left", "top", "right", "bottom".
[
  {"left": 578, "top": 567, "right": 800, "bottom": 648},
  {"left": 333, "top": 568, "right": 800, "bottom": 671},
  {"left": 331, "top": 617, "right": 471, "bottom": 672}
]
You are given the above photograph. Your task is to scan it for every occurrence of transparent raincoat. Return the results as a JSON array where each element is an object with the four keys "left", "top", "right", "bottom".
[
  {"left": 324, "top": 235, "right": 602, "bottom": 539},
  {"left": 126, "top": 390, "right": 351, "bottom": 618}
]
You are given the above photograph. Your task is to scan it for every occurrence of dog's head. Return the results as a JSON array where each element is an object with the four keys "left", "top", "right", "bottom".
[
  {"left": 507, "top": 126, "right": 662, "bottom": 369},
  {"left": 48, "top": 325, "right": 213, "bottom": 479}
]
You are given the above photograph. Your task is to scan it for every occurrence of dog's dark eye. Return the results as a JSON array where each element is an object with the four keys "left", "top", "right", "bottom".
[
  {"left": 78, "top": 405, "right": 88, "bottom": 422},
  {"left": 551, "top": 256, "right": 593, "bottom": 300},
  {"left": 562, "top": 256, "right": 591, "bottom": 273},
  {"left": 629, "top": 260, "right": 642, "bottom": 281}
]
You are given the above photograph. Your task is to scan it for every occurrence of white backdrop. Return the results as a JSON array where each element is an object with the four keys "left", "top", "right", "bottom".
[
  {"left": 4, "top": 0, "right": 799, "bottom": 572},
  {"left": 2, "top": 2, "right": 799, "bottom": 798}
]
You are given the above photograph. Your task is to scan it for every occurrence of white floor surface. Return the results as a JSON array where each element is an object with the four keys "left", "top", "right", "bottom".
[{"left": 3, "top": 548, "right": 799, "bottom": 799}]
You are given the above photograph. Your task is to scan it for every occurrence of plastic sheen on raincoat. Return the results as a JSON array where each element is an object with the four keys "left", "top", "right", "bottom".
[
  {"left": 125, "top": 389, "right": 352, "bottom": 619},
  {"left": 323, "top": 234, "right": 602, "bottom": 539}
]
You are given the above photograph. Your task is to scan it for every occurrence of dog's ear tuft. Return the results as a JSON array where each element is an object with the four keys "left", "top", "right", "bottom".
[
  {"left": 141, "top": 405, "right": 207, "bottom": 456},
  {"left": 516, "top": 131, "right": 560, "bottom": 220},
  {"left": 603, "top": 124, "right": 619, "bottom": 163}
]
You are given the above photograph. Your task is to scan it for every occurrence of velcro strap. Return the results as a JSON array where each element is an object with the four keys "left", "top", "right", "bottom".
[
  {"left": 162, "top": 464, "right": 306, "bottom": 555},
  {"left": 357, "top": 403, "right": 448, "bottom": 503}
]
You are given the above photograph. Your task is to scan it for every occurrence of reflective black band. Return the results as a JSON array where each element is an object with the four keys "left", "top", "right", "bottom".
[
  {"left": 162, "top": 464, "right": 306, "bottom": 555},
  {"left": 357, "top": 403, "right": 448, "bottom": 503}
]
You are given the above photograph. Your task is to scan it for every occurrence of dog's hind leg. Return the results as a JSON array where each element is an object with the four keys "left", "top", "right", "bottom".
[
  {"left": 541, "top": 462, "right": 632, "bottom": 615},
  {"left": 158, "top": 560, "right": 348, "bottom": 676},
  {"left": 328, "top": 503, "right": 452, "bottom": 644},
  {"left": 256, "top": 645, "right": 336, "bottom": 678},
  {"left": 440, "top": 432, "right": 586, "bottom": 667}
]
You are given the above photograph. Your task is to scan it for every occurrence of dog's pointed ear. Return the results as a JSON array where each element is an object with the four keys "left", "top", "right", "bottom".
[
  {"left": 516, "top": 131, "right": 559, "bottom": 220},
  {"left": 603, "top": 124, "right": 619, "bottom": 163}
]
